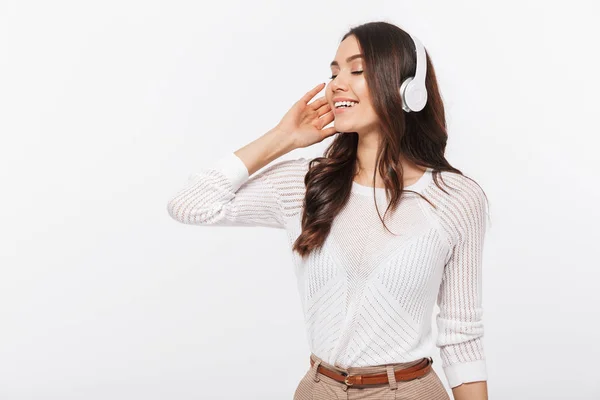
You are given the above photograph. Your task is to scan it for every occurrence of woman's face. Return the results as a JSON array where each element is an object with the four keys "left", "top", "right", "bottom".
[{"left": 326, "top": 35, "right": 379, "bottom": 135}]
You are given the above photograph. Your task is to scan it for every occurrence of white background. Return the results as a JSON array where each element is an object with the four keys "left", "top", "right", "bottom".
[{"left": 1, "top": 1, "right": 599, "bottom": 399}]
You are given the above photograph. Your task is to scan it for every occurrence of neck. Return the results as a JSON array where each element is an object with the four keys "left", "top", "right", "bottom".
[
  {"left": 354, "top": 129, "right": 381, "bottom": 183},
  {"left": 354, "top": 130, "right": 425, "bottom": 186}
]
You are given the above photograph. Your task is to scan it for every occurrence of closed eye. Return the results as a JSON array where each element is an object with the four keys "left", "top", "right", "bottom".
[{"left": 329, "top": 71, "right": 364, "bottom": 80}]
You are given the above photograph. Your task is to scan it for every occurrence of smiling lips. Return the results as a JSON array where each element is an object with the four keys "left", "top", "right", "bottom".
[
  {"left": 332, "top": 99, "right": 358, "bottom": 115},
  {"left": 334, "top": 103, "right": 357, "bottom": 115},
  {"left": 333, "top": 97, "right": 359, "bottom": 103}
]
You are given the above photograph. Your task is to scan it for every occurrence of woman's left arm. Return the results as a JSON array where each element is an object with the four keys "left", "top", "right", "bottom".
[
  {"left": 435, "top": 176, "right": 490, "bottom": 399},
  {"left": 452, "top": 381, "right": 488, "bottom": 400}
]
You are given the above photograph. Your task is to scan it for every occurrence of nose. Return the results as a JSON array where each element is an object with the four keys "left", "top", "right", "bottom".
[{"left": 331, "top": 72, "right": 349, "bottom": 91}]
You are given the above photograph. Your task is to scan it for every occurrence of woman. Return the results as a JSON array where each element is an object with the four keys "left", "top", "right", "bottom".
[{"left": 167, "top": 21, "right": 490, "bottom": 400}]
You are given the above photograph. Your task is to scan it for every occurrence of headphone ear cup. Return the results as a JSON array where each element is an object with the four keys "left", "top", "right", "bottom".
[
  {"left": 400, "top": 77, "right": 413, "bottom": 112},
  {"left": 401, "top": 77, "right": 428, "bottom": 112}
]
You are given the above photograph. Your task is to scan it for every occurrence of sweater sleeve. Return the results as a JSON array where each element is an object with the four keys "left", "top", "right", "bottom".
[
  {"left": 166, "top": 152, "right": 308, "bottom": 229},
  {"left": 435, "top": 178, "right": 488, "bottom": 388}
]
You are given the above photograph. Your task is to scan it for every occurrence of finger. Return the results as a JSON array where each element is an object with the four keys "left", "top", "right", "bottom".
[
  {"left": 317, "top": 110, "right": 335, "bottom": 128},
  {"left": 301, "top": 83, "right": 326, "bottom": 103},
  {"left": 315, "top": 102, "right": 331, "bottom": 117},
  {"left": 308, "top": 96, "right": 328, "bottom": 110},
  {"left": 320, "top": 126, "right": 338, "bottom": 138}
]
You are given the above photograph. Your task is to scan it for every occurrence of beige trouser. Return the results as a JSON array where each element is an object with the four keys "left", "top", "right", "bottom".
[{"left": 293, "top": 353, "right": 451, "bottom": 400}]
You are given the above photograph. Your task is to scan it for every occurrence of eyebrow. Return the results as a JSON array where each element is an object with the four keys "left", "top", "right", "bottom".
[{"left": 330, "top": 54, "right": 364, "bottom": 67}]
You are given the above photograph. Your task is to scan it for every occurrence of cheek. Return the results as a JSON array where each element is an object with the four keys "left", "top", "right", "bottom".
[{"left": 354, "top": 81, "right": 369, "bottom": 101}]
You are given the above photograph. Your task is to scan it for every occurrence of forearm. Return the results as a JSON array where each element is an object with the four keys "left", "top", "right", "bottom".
[
  {"left": 233, "top": 127, "right": 296, "bottom": 176},
  {"left": 451, "top": 380, "right": 488, "bottom": 400}
]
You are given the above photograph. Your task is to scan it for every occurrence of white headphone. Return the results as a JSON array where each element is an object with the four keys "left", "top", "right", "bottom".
[{"left": 399, "top": 33, "right": 428, "bottom": 112}]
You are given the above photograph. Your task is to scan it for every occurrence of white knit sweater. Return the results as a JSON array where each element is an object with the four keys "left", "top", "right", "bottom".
[{"left": 167, "top": 152, "right": 489, "bottom": 389}]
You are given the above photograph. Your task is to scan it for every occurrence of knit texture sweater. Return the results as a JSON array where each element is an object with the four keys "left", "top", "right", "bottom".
[{"left": 167, "top": 152, "right": 489, "bottom": 389}]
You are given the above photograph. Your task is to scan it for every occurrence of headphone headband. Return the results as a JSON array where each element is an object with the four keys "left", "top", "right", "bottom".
[{"left": 400, "top": 33, "right": 428, "bottom": 112}]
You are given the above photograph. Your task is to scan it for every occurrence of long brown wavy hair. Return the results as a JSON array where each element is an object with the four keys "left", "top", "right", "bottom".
[{"left": 292, "top": 21, "right": 489, "bottom": 258}]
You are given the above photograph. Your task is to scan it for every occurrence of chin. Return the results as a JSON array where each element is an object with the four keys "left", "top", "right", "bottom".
[
  {"left": 337, "top": 127, "right": 363, "bottom": 135},
  {"left": 334, "top": 122, "right": 355, "bottom": 133}
]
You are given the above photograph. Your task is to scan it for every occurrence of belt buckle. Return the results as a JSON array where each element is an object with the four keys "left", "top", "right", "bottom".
[{"left": 343, "top": 373, "right": 354, "bottom": 386}]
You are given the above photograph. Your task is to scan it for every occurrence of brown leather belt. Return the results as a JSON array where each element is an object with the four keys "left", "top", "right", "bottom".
[{"left": 310, "top": 357, "right": 433, "bottom": 386}]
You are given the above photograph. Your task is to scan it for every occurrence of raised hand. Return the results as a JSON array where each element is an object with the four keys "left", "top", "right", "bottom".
[{"left": 275, "top": 83, "right": 338, "bottom": 149}]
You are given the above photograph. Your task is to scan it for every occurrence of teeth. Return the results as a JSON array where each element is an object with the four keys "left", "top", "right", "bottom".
[{"left": 334, "top": 101, "right": 358, "bottom": 108}]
